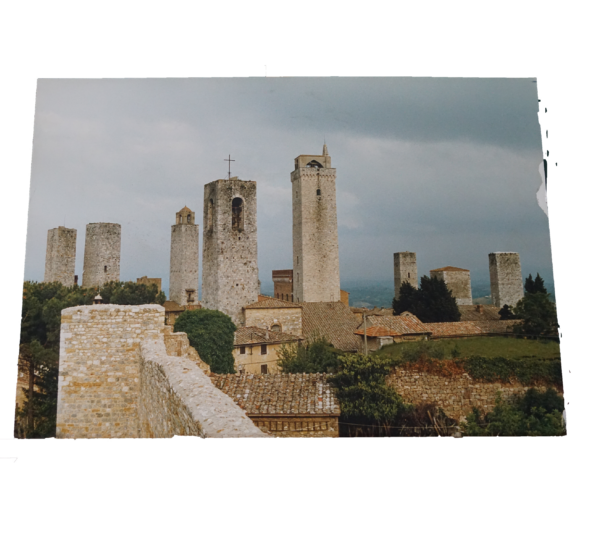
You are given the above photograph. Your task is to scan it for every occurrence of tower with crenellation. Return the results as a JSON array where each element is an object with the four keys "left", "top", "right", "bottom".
[
  {"left": 202, "top": 177, "right": 259, "bottom": 325},
  {"left": 291, "top": 144, "right": 341, "bottom": 303},
  {"left": 169, "top": 206, "right": 199, "bottom": 306}
]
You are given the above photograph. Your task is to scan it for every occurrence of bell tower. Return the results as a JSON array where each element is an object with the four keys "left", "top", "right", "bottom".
[{"left": 169, "top": 206, "right": 199, "bottom": 306}]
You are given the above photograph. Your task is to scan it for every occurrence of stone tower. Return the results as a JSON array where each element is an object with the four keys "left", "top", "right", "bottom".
[
  {"left": 394, "top": 252, "right": 418, "bottom": 299},
  {"left": 44, "top": 226, "right": 77, "bottom": 287},
  {"left": 202, "top": 177, "right": 259, "bottom": 325},
  {"left": 430, "top": 266, "right": 473, "bottom": 305},
  {"left": 170, "top": 206, "right": 199, "bottom": 305},
  {"left": 489, "top": 252, "right": 524, "bottom": 307},
  {"left": 291, "top": 144, "right": 341, "bottom": 303},
  {"left": 81, "top": 223, "right": 121, "bottom": 288}
]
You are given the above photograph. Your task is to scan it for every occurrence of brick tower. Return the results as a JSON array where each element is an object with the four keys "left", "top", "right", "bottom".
[
  {"left": 44, "top": 226, "right": 77, "bottom": 287},
  {"left": 291, "top": 144, "right": 341, "bottom": 303},
  {"left": 489, "top": 252, "right": 524, "bottom": 307},
  {"left": 81, "top": 223, "right": 121, "bottom": 288},
  {"left": 202, "top": 177, "right": 259, "bottom": 325},
  {"left": 169, "top": 206, "right": 199, "bottom": 306},
  {"left": 394, "top": 252, "right": 418, "bottom": 299}
]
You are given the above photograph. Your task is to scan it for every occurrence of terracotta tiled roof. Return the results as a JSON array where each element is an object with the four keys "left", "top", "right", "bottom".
[
  {"left": 430, "top": 266, "right": 469, "bottom": 272},
  {"left": 234, "top": 326, "right": 303, "bottom": 346},
  {"left": 163, "top": 300, "right": 184, "bottom": 312},
  {"left": 300, "top": 301, "right": 363, "bottom": 352},
  {"left": 210, "top": 373, "right": 340, "bottom": 416},
  {"left": 355, "top": 326, "right": 402, "bottom": 337},
  {"left": 472, "top": 320, "right": 518, "bottom": 334},
  {"left": 350, "top": 306, "right": 394, "bottom": 316},
  {"left": 257, "top": 294, "right": 271, "bottom": 302},
  {"left": 424, "top": 321, "right": 483, "bottom": 337},
  {"left": 458, "top": 305, "right": 502, "bottom": 321},
  {"left": 244, "top": 297, "right": 301, "bottom": 309},
  {"left": 366, "top": 312, "right": 431, "bottom": 335}
]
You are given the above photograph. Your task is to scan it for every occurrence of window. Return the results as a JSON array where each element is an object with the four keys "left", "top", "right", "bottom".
[
  {"left": 232, "top": 197, "right": 244, "bottom": 231},
  {"left": 261, "top": 344, "right": 267, "bottom": 355},
  {"left": 261, "top": 364, "right": 268, "bottom": 374},
  {"left": 179, "top": 215, "right": 183, "bottom": 224},
  {"left": 207, "top": 199, "right": 214, "bottom": 231},
  {"left": 408, "top": 272, "right": 410, "bottom": 278},
  {"left": 187, "top": 214, "right": 191, "bottom": 223},
  {"left": 317, "top": 189, "right": 321, "bottom": 196},
  {"left": 104, "top": 265, "right": 107, "bottom": 273},
  {"left": 286, "top": 294, "right": 288, "bottom": 301},
  {"left": 291, "top": 294, "right": 293, "bottom": 302},
  {"left": 240, "top": 346, "right": 246, "bottom": 355},
  {"left": 271, "top": 324, "right": 281, "bottom": 333}
]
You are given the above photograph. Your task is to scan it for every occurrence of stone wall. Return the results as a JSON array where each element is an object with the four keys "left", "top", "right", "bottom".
[
  {"left": 137, "top": 276, "right": 162, "bottom": 292},
  {"left": 57, "top": 304, "right": 267, "bottom": 438},
  {"left": 430, "top": 268, "right": 473, "bottom": 305},
  {"left": 82, "top": 223, "right": 121, "bottom": 287},
  {"left": 394, "top": 252, "right": 418, "bottom": 298},
  {"left": 291, "top": 153, "right": 341, "bottom": 303},
  {"left": 244, "top": 306, "right": 303, "bottom": 336},
  {"left": 202, "top": 178, "right": 259, "bottom": 325},
  {"left": 250, "top": 416, "right": 339, "bottom": 437},
  {"left": 44, "top": 226, "right": 77, "bottom": 287},
  {"left": 489, "top": 252, "right": 524, "bottom": 307},
  {"left": 169, "top": 208, "right": 199, "bottom": 305},
  {"left": 387, "top": 368, "right": 560, "bottom": 422},
  {"left": 163, "top": 325, "right": 210, "bottom": 374}
]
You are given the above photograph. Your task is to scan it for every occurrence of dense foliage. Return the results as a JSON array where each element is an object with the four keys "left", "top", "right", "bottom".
[
  {"left": 392, "top": 276, "right": 461, "bottom": 322},
  {"left": 513, "top": 273, "right": 558, "bottom": 337},
  {"left": 498, "top": 304, "right": 516, "bottom": 320},
  {"left": 277, "top": 336, "right": 342, "bottom": 373},
  {"left": 174, "top": 309, "right": 236, "bottom": 374},
  {"left": 464, "top": 388, "right": 565, "bottom": 436},
  {"left": 16, "top": 280, "right": 166, "bottom": 438}
]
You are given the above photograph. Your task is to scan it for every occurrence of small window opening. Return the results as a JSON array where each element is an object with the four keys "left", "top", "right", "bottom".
[
  {"left": 179, "top": 215, "right": 183, "bottom": 224},
  {"left": 317, "top": 189, "right": 321, "bottom": 196},
  {"left": 240, "top": 346, "right": 246, "bottom": 355},
  {"left": 104, "top": 265, "right": 107, "bottom": 273},
  {"left": 286, "top": 294, "right": 289, "bottom": 301},
  {"left": 261, "top": 344, "right": 267, "bottom": 355},
  {"left": 207, "top": 199, "right": 214, "bottom": 231},
  {"left": 291, "top": 294, "right": 293, "bottom": 302},
  {"left": 408, "top": 272, "right": 410, "bottom": 278},
  {"left": 261, "top": 364, "right": 268, "bottom": 374},
  {"left": 232, "top": 197, "right": 244, "bottom": 231},
  {"left": 187, "top": 214, "right": 191, "bottom": 223},
  {"left": 272, "top": 324, "right": 281, "bottom": 333}
]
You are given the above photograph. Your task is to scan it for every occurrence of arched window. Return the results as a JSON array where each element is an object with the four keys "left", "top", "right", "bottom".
[
  {"left": 232, "top": 197, "right": 244, "bottom": 231},
  {"left": 187, "top": 214, "right": 191, "bottom": 223},
  {"left": 306, "top": 160, "right": 323, "bottom": 168},
  {"left": 179, "top": 215, "right": 183, "bottom": 224},
  {"left": 271, "top": 324, "right": 281, "bottom": 333}
]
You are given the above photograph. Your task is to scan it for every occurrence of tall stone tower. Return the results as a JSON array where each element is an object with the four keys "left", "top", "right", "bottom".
[
  {"left": 430, "top": 266, "right": 473, "bottom": 305},
  {"left": 291, "top": 144, "right": 341, "bottom": 303},
  {"left": 202, "top": 177, "right": 259, "bottom": 325},
  {"left": 82, "top": 223, "right": 121, "bottom": 288},
  {"left": 44, "top": 226, "right": 77, "bottom": 287},
  {"left": 394, "top": 252, "right": 418, "bottom": 299},
  {"left": 170, "top": 206, "right": 199, "bottom": 305},
  {"left": 489, "top": 252, "right": 524, "bottom": 307}
]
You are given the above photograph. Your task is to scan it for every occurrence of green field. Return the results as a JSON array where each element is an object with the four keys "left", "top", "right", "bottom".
[{"left": 374, "top": 336, "right": 561, "bottom": 361}]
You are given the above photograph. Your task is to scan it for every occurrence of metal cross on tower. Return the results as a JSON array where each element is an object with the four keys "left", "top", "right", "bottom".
[{"left": 224, "top": 154, "right": 235, "bottom": 179}]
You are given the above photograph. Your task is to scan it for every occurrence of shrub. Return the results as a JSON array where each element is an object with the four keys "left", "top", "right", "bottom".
[{"left": 277, "top": 335, "right": 342, "bottom": 374}]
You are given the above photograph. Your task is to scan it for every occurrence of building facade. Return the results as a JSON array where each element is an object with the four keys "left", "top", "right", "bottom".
[
  {"left": 44, "top": 226, "right": 77, "bottom": 287},
  {"left": 291, "top": 145, "right": 341, "bottom": 303},
  {"left": 394, "top": 251, "right": 418, "bottom": 298},
  {"left": 489, "top": 252, "right": 524, "bottom": 307},
  {"left": 273, "top": 269, "right": 294, "bottom": 301},
  {"left": 202, "top": 177, "right": 259, "bottom": 325},
  {"left": 81, "top": 223, "right": 121, "bottom": 288},
  {"left": 170, "top": 206, "right": 199, "bottom": 305}
]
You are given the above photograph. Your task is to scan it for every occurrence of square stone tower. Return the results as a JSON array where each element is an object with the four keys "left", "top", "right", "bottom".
[
  {"left": 394, "top": 252, "right": 418, "bottom": 298},
  {"left": 202, "top": 177, "right": 259, "bottom": 325},
  {"left": 169, "top": 206, "right": 199, "bottom": 306},
  {"left": 291, "top": 144, "right": 341, "bottom": 303},
  {"left": 430, "top": 266, "right": 473, "bottom": 305},
  {"left": 273, "top": 269, "right": 293, "bottom": 302},
  {"left": 82, "top": 223, "right": 121, "bottom": 288},
  {"left": 489, "top": 252, "right": 524, "bottom": 307},
  {"left": 44, "top": 226, "right": 77, "bottom": 287}
]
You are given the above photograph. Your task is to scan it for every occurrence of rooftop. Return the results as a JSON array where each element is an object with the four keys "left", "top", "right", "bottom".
[
  {"left": 366, "top": 312, "right": 431, "bottom": 335},
  {"left": 300, "top": 301, "right": 363, "bottom": 352},
  {"left": 244, "top": 297, "right": 301, "bottom": 309},
  {"left": 234, "top": 326, "right": 303, "bottom": 346},
  {"left": 430, "top": 266, "right": 470, "bottom": 272},
  {"left": 210, "top": 373, "right": 340, "bottom": 416}
]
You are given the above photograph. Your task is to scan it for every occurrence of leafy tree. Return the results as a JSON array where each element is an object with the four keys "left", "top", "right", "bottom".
[
  {"left": 498, "top": 304, "right": 516, "bottom": 320},
  {"left": 99, "top": 281, "right": 165, "bottom": 305},
  {"left": 277, "top": 335, "right": 342, "bottom": 373},
  {"left": 513, "top": 273, "right": 558, "bottom": 337},
  {"left": 393, "top": 275, "right": 461, "bottom": 322},
  {"left": 464, "top": 388, "right": 565, "bottom": 436},
  {"left": 174, "top": 309, "right": 236, "bottom": 374}
]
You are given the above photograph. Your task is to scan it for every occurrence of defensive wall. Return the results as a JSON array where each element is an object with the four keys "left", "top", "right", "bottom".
[{"left": 56, "top": 304, "right": 267, "bottom": 438}]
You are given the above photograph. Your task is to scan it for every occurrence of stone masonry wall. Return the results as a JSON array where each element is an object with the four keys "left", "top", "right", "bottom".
[
  {"left": 44, "top": 226, "right": 77, "bottom": 287},
  {"left": 430, "top": 269, "right": 473, "bottom": 305},
  {"left": 82, "top": 223, "right": 121, "bottom": 288},
  {"left": 244, "top": 306, "right": 303, "bottom": 336},
  {"left": 57, "top": 304, "right": 164, "bottom": 438},
  {"left": 394, "top": 252, "right": 418, "bottom": 299},
  {"left": 292, "top": 164, "right": 341, "bottom": 303},
  {"left": 250, "top": 416, "right": 339, "bottom": 437},
  {"left": 169, "top": 216, "right": 199, "bottom": 305},
  {"left": 202, "top": 178, "right": 259, "bottom": 325},
  {"left": 489, "top": 252, "right": 524, "bottom": 307},
  {"left": 387, "top": 368, "right": 561, "bottom": 422},
  {"left": 57, "top": 304, "right": 265, "bottom": 438}
]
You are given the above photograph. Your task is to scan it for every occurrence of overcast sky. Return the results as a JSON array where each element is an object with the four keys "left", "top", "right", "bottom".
[{"left": 24, "top": 77, "right": 551, "bottom": 296}]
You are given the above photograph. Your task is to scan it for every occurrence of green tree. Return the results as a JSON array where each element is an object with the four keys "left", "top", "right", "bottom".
[
  {"left": 277, "top": 335, "right": 342, "bottom": 373},
  {"left": 464, "top": 388, "right": 565, "bottom": 436},
  {"left": 174, "top": 309, "right": 236, "bottom": 374},
  {"left": 393, "top": 275, "right": 461, "bottom": 322},
  {"left": 513, "top": 274, "right": 558, "bottom": 337},
  {"left": 392, "top": 281, "right": 418, "bottom": 316},
  {"left": 99, "top": 281, "right": 166, "bottom": 305},
  {"left": 498, "top": 304, "right": 516, "bottom": 320}
]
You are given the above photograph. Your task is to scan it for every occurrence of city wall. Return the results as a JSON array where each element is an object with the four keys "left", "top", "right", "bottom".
[{"left": 56, "top": 304, "right": 267, "bottom": 438}]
